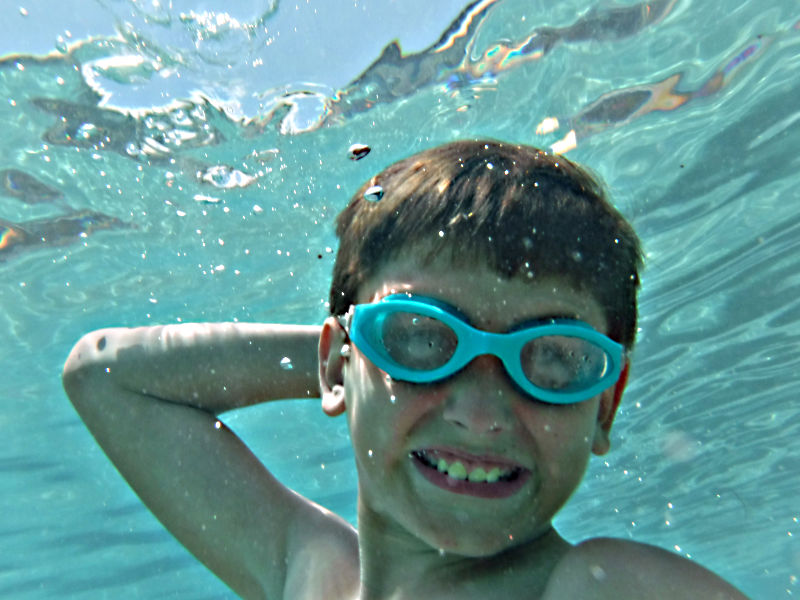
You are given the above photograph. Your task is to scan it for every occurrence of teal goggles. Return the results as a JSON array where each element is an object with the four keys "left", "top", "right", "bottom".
[{"left": 344, "top": 294, "right": 625, "bottom": 405}]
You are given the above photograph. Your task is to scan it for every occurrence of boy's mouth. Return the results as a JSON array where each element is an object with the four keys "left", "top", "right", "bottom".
[{"left": 410, "top": 448, "right": 529, "bottom": 499}]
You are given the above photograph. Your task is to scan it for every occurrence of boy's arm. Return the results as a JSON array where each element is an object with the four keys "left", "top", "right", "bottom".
[{"left": 62, "top": 323, "right": 359, "bottom": 600}]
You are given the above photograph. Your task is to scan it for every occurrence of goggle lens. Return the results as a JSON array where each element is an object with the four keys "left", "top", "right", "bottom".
[
  {"left": 378, "top": 311, "right": 458, "bottom": 370},
  {"left": 520, "top": 335, "right": 610, "bottom": 393}
]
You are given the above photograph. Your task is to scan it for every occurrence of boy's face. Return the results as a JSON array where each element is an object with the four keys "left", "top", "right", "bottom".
[{"left": 337, "top": 252, "right": 623, "bottom": 557}]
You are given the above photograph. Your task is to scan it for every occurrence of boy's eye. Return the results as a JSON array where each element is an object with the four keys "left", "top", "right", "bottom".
[
  {"left": 522, "top": 336, "right": 608, "bottom": 390},
  {"left": 380, "top": 312, "right": 458, "bottom": 370}
]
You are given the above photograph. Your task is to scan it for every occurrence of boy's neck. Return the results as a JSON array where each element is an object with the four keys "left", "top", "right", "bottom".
[{"left": 355, "top": 498, "right": 572, "bottom": 600}]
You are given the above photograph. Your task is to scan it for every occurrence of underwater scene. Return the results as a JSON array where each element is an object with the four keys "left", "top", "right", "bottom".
[{"left": 1, "top": 0, "right": 798, "bottom": 597}]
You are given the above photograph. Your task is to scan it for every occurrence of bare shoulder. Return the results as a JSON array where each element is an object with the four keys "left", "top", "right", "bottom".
[{"left": 543, "top": 537, "right": 749, "bottom": 600}]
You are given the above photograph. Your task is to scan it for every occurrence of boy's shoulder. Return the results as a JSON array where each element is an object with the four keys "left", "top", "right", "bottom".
[{"left": 543, "top": 537, "right": 747, "bottom": 600}]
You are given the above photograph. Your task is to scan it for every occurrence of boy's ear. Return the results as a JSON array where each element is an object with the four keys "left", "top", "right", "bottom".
[
  {"left": 592, "top": 362, "right": 630, "bottom": 455},
  {"left": 318, "top": 316, "right": 349, "bottom": 417}
]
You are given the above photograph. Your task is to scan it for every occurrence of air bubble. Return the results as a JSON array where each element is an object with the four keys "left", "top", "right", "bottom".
[
  {"left": 77, "top": 123, "right": 98, "bottom": 140},
  {"left": 55, "top": 35, "right": 68, "bottom": 53},
  {"left": 201, "top": 165, "right": 257, "bottom": 189},
  {"left": 590, "top": 565, "right": 607, "bottom": 581},
  {"left": 364, "top": 185, "right": 383, "bottom": 202},
  {"left": 348, "top": 143, "right": 371, "bottom": 161},
  {"left": 279, "top": 356, "right": 293, "bottom": 370}
]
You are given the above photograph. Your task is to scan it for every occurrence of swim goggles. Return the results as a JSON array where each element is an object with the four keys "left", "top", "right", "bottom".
[{"left": 342, "top": 293, "right": 625, "bottom": 405}]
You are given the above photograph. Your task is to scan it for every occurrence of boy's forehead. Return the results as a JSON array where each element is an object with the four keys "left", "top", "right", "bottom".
[{"left": 359, "top": 254, "right": 608, "bottom": 332}]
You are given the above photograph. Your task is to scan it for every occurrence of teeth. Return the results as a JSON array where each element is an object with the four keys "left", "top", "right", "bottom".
[
  {"left": 419, "top": 451, "right": 514, "bottom": 483},
  {"left": 447, "top": 461, "right": 468, "bottom": 480},
  {"left": 468, "top": 467, "right": 487, "bottom": 482}
]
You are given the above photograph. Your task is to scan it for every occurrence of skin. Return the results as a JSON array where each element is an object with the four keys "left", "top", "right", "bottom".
[
  {"left": 318, "top": 254, "right": 747, "bottom": 599},
  {"left": 318, "top": 255, "right": 622, "bottom": 598},
  {"left": 62, "top": 250, "right": 750, "bottom": 599}
]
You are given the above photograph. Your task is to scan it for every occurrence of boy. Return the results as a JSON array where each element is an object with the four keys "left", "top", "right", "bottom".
[{"left": 63, "top": 140, "right": 747, "bottom": 599}]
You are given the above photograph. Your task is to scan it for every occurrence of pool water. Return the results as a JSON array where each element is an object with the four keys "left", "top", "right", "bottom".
[{"left": 1, "top": 1, "right": 798, "bottom": 597}]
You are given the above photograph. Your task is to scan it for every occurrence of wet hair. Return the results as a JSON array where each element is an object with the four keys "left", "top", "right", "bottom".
[{"left": 329, "top": 140, "right": 643, "bottom": 348}]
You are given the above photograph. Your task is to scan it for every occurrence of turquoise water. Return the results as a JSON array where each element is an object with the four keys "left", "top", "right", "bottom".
[{"left": 2, "top": 0, "right": 799, "bottom": 597}]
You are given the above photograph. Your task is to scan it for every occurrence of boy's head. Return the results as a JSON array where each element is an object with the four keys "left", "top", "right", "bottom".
[
  {"left": 321, "top": 140, "right": 643, "bottom": 554},
  {"left": 329, "top": 139, "right": 643, "bottom": 348}
]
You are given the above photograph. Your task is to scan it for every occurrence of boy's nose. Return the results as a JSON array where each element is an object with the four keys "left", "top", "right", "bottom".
[{"left": 442, "top": 355, "right": 515, "bottom": 434}]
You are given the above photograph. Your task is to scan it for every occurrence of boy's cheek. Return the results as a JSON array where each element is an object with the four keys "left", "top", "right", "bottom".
[
  {"left": 386, "top": 381, "right": 445, "bottom": 425},
  {"left": 510, "top": 401, "right": 601, "bottom": 474},
  {"left": 350, "top": 350, "right": 446, "bottom": 416},
  {"left": 352, "top": 380, "right": 449, "bottom": 469}
]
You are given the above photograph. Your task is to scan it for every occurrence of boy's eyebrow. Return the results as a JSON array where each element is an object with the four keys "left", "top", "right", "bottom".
[
  {"left": 462, "top": 308, "right": 591, "bottom": 331},
  {"left": 369, "top": 293, "right": 591, "bottom": 329},
  {"left": 508, "top": 314, "right": 587, "bottom": 331}
]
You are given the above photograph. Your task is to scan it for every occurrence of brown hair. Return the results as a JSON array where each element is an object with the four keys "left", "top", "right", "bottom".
[{"left": 329, "top": 140, "right": 643, "bottom": 348}]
